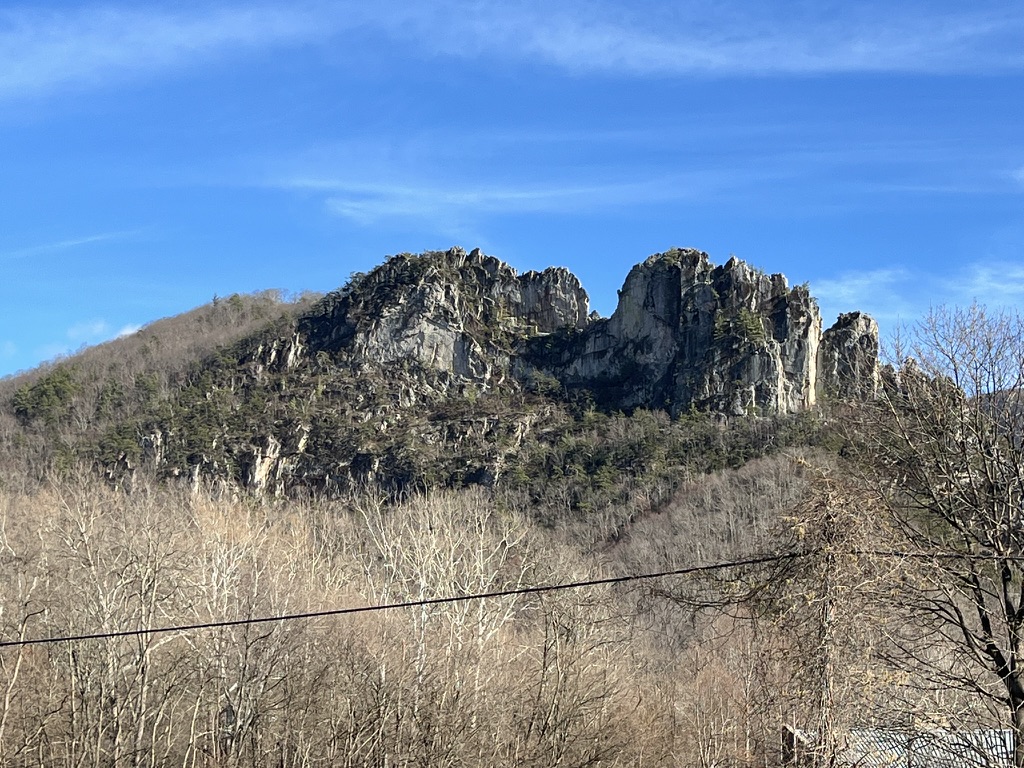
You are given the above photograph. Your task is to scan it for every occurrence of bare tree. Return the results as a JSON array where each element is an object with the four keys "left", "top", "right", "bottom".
[
  {"left": 1, "top": 472, "right": 725, "bottom": 767},
  {"left": 848, "top": 304, "right": 1024, "bottom": 767}
]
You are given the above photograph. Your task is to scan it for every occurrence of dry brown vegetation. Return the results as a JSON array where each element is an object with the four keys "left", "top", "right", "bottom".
[
  {"left": 0, "top": 450, "right": 979, "bottom": 768},
  {"left": 0, "top": 291, "right": 320, "bottom": 486},
  {"left": 6, "top": 295, "right": 1024, "bottom": 767},
  {"left": 0, "top": 290, "right": 318, "bottom": 397},
  {"left": 0, "top": 455, "right": 825, "bottom": 766}
]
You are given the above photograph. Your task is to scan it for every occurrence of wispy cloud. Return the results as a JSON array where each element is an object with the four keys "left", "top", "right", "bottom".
[
  {"left": 813, "top": 268, "right": 915, "bottom": 324},
  {"left": 385, "top": 1, "right": 1024, "bottom": 76},
  {"left": 66, "top": 320, "right": 141, "bottom": 342},
  {"left": 66, "top": 320, "right": 112, "bottom": 342},
  {"left": 0, "top": 3, "right": 338, "bottom": 100},
  {"left": 317, "top": 179, "right": 685, "bottom": 222},
  {"left": 0, "top": 230, "right": 139, "bottom": 261},
  {"left": 0, "top": 1, "right": 1020, "bottom": 104},
  {"left": 32, "top": 318, "right": 141, "bottom": 366},
  {"left": 814, "top": 257, "right": 1024, "bottom": 332},
  {"left": 256, "top": 124, "right": 1014, "bottom": 233},
  {"left": 0, "top": 341, "right": 15, "bottom": 359},
  {"left": 311, "top": 179, "right": 639, "bottom": 242},
  {"left": 949, "top": 262, "right": 1024, "bottom": 307},
  {"left": 277, "top": 169, "right": 762, "bottom": 232}
]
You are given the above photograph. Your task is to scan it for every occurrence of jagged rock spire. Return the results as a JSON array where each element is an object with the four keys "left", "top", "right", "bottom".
[{"left": 298, "top": 246, "right": 878, "bottom": 416}]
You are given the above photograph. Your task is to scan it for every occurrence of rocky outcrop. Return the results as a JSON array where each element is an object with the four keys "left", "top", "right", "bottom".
[
  {"left": 818, "top": 312, "right": 880, "bottom": 400},
  {"left": 516, "top": 268, "right": 590, "bottom": 332},
  {"left": 299, "top": 247, "right": 591, "bottom": 389},
  {"left": 298, "top": 246, "right": 878, "bottom": 418},
  {"left": 521, "top": 248, "right": 872, "bottom": 416},
  {"left": 76, "top": 245, "right": 879, "bottom": 497}
]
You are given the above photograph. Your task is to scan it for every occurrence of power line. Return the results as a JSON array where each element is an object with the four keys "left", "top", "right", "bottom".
[
  {"left": 0, "top": 552, "right": 807, "bottom": 650},
  {"left": 6, "top": 548, "right": 1022, "bottom": 650}
]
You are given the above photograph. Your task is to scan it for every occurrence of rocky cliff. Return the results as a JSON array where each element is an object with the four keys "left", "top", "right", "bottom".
[
  {"left": 3, "top": 245, "right": 878, "bottom": 497},
  {"left": 298, "top": 247, "right": 590, "bottom": 390},
  {"left": 170, "top": 246, "right": 879, "bottom": 494},
  {"left": 517, "top": 248, "right": 877, "bottom": 416},
  {"left": 294, "top": 246, "right": 876, "bottom": 418}
]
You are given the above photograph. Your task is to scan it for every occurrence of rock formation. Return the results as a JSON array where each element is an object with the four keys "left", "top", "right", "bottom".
[
  {"left": 297, "top": 246, "right": 877, "bottom": 418},
  {"left": 519, "top": 248, "right": 877, "bottom": 416},
  {"left": 13, "top": 245, "right": 879, "bottom": 497},
  {"left": 298, "top": 247, "right": 590, "bottom": 388},
  {"left": 819, "top": 312, "right": 880, "bottom": 400}
]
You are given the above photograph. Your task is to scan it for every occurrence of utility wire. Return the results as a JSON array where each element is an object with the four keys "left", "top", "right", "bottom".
[
  {"left": 0, "top": 551, "right": 807, "bottom": 650},
  {"left": 5, "top": 548, "right": 1023, "bottom": 650}
]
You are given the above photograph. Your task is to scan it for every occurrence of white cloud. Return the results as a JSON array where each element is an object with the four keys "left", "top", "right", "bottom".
[
  {"left": 813, "top": 258, "right": 1024, "bottom": 333},
  {"left": 0, "top": 3, "right": 338, "bottom": 100},
  {"left": 318, "top": 179, "right": 673, "bottom": 222},
  {"left": 29, "top": 318, "right": 141, "bottom": 368},
  {"left": 65, "top": 319, "right": 142, "bottom": 344},
  {"left": 390, "top": 2, "right": 1024, "bottom": 76},
  {"left": 947, "top": 263, "right": 1024, "bottom": 307},
  {"left": 812, "top": 268, "right": 915, "bottom": 325},
  {"left": 0, "top": 341, "right": 15, "bottom": 358},
  {"left": 0, "top": 1, "right": 1020, "bottom": 104},
  {"left": 318, "top": 181, "right": 594, "bottom": 241},
  {"left": 278, "top": 163, "right": 771, "bottom": 229},
  {"left": 814, "top": 268, "right": 909, "bottom": 305},
  {"left": 0, "top": 230, "right": 139, "bottom": 261},
  {"left": 66, "top": 320, "right": 111, "bottom": 342},
  {"left": 290, "top": 171, "right": 699, "bottom": 242}
]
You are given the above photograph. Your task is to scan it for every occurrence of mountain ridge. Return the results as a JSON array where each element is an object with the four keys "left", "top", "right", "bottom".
[
  {"left": 298, "top": 245, "right": 877, "bottom": 416},
  {"left": 1, "top": 245, "right": 875, "bottom": 496}
]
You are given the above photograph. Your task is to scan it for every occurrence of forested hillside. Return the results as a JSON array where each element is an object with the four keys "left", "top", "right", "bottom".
[{"left": 2, "top": 251, "right": 1023, "bottom": 767}]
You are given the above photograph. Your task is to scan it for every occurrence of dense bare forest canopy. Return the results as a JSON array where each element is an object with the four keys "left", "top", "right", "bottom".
[{"left": 2, "top": 251, "right": 1024, "bottom": 767}]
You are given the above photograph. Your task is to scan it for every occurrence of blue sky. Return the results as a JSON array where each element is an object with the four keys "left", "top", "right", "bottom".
[{"left": 1, "top": 0, "right": 1023, "bottom": 377}]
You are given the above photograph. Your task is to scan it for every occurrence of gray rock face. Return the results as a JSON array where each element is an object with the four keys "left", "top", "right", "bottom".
[
  {"left": 186, "top": 245, "right": 882, "bottom": 496},
  {"left": 300, "top": 246, "right": 877, "bottom": 416},
  {"left": 528, "top": 247, "right": 880, "bottom": 415},
  {"left": 299, "top": 246, "right": 591, "bottom": 389},
  {"left": 819, "top": 312, "right": 880, "bottom": 400},
  {"left": 516, "top": 267, "right": 590, "bottom": 332},
  {"left": 524, "top": 249, "right": 835, "bottom": 416}
]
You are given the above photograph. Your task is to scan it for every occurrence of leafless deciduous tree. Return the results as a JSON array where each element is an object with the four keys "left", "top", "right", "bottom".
[
  {"left": 848, "top": 304, "right": 1024, "bottom": 768},
  {"left": 2, "top": 479, "right": 685, "bottom": 767}
]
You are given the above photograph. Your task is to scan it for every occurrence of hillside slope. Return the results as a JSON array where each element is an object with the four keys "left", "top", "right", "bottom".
[{"left": 0, "top": 246, "right": 876, "bottom": 497}]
